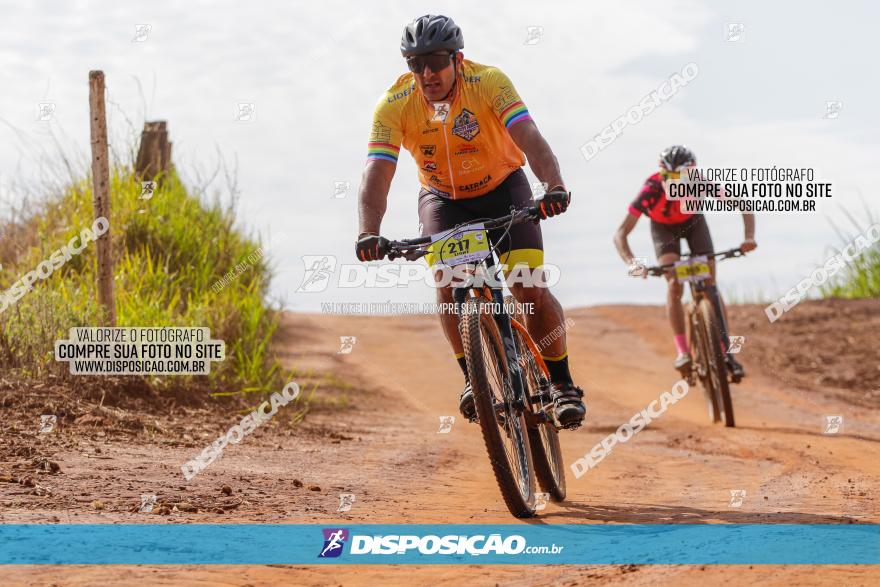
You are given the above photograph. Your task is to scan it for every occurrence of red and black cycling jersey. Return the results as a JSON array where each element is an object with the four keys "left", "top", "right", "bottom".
[{"left": 628, "top": 172, "right": 694, "bottom": 225}]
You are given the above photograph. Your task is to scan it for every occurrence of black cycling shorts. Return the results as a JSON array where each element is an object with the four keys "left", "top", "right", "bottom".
[
  {"left": 650, "top": 214, "right": 714, "bottom": 259},
  {"left": 418, "top": 168, "right": 543, "bottom": 270}
]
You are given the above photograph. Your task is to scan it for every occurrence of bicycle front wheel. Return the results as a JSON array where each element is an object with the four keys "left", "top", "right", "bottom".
[
  {"left": 698, "top": 298, "right": 735, "bottom": 427},
  {"left": 461, "top": 299, "right": 536, "bottom": 518},
  {"left": 688, "top": 303, "right": 720, "bottom": 423}
]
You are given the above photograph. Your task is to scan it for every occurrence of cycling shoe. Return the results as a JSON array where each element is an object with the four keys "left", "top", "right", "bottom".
[
  {"left": 550, "top": 383, "right": 586, "bottom": 430},
  {"left": 459, "top": 381, "right": 477, "bottom": 422}
]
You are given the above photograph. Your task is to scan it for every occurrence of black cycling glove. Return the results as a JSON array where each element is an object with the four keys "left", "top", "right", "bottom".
[
  {"left": 536, "top": 187, "right": 570, "bottom": 219},
  {"left": 356, "top": 233, "right": 389, "bottom": 262}
]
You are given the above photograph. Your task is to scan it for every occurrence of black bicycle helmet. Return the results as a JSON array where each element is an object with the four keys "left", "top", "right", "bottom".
[
  {"left": 400, "top": 14, "right": 464, "bottom": 57},
  {"left": 659, "top": 145, "right": 696, "bottom": 172}
]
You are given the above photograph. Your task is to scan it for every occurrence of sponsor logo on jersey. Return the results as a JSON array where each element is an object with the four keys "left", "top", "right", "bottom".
[
  {"left": 426, "top": 185, "right": 451, "bottom": 198},
  {"left": 420, "top": 144, "right": 436, "bottom": 156},
  {"left": 460, "top": 158, "right": 485, "bottom": 173},
  {"left": 370, "top": 121, "right": 391, "bottom": 143},
  {"left": 387, "top": 83, "right": 416, "bottom": 103},
  {"left": 459, "top": 174, "right": 492, "bottom": 192},
  {"left": 492, "top": 85, "right": 517, "bottom": 113},
  {"left": 454, "top": 144, "right": 479, "bottom": 156},
  {"left": 452, "top": 108, "right": 480, "bottom": 141},
  {"left": 428, "top": 174, "right": 446, "bottom": 184},
  {"left": 423, "top": 160, "right": 437, "bottom": 172}
]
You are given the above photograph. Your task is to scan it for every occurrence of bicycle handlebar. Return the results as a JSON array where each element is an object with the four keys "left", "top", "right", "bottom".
[
  {"left": 644, "top": 247, "right": 745, "bottom": 277},
  {"left": 385, "top": 206, "right": 541, "bottom": 262}
]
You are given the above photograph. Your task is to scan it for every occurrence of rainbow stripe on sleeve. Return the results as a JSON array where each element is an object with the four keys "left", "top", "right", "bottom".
[
  {"left": 367, "top": 142, "right": 400, "bottom": 163},
  {"left": 500, "top": 101, "right": 532, "bottom": 129}
]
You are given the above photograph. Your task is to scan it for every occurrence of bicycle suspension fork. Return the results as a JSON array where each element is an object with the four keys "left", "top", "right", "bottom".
[
  {"left": 703, "top": 284, "right": 732, "bottom": 352},
  {"left": 453, "top": 267, "right": 528, "bottom": 409},
  {"left": 491, "top": 287, "right": 529, "bottom": 410}
]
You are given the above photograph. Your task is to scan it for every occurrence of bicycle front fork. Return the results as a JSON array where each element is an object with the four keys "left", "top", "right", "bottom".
[
  {"left": 703, "top": 284, "right": 732, "bottom": 353},
  {"left": 453, "top": 281, "right": 528, "bottom": 411}
]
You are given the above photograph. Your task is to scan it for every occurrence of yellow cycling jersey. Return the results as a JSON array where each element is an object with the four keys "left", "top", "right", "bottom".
[{"left": 367, "top": 59, "right": 533, "bottom": 199}]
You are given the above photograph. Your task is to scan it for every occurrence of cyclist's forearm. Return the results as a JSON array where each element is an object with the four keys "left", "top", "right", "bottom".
[
  {"left": 614, "top": 214, "right": 640, "bottom": 263},
  {"left": 358, "top": 162, "right": 394, "bottom": 235},
  {"left": 509, "top": 121, "right": 565, "bottom": 189},
  {"left": 528, "top": 145, "right": 564, "bottom": 190},
  {"left": 742, "top": 213, "right": 755, "bottom": 240},
  {"left": 614, "top": 232, "right": 635, "bottom": 264},
  {"left": 525, "top": 140, "right": 564, "bottom": 189}
]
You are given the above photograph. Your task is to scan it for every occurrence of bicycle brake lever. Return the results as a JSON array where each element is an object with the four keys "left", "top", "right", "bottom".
[{"left": 404, "top": 249, "right": 429, "bottom": 261}]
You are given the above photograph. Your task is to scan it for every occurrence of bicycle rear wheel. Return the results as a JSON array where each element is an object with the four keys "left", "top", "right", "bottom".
[
  {"left": 461, "top": 299, "right": 536, "bottom": 517},
  {"left": 504, "top": 296, "right": 566, "bottom": 502},
  {"left": 698, "top": 298, "right": 735, "bottom": 427},
  {"left": 688, "top": 303, "right": 720, "bottom": 423}
]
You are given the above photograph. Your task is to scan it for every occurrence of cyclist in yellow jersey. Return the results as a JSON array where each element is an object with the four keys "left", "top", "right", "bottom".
[{"left": 355, "top": 14, "right": 586, "bottom": 429}]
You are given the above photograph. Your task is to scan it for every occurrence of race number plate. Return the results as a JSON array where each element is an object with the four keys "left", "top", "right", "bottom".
[
  {"left": 674, "top": 255, "right": 711, "bottom": 283},
  {"left": 429, "top": 223, "right": 491, "bottom": 267}
]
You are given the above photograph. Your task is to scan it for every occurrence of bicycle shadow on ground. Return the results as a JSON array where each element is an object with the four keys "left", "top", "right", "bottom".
[{"left": 532, "top": 502, "right": 865, "bottom": 525}]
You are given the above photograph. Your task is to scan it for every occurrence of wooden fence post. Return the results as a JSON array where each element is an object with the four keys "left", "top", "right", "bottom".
[
  {"left": 135, "top": 120, "right": 172, "bottom": 181},
  {"left": 88, "top": 70, "right": 116, "bottom": 326}
]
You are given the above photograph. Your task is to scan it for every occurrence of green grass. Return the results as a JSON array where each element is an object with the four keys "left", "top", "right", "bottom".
[
  {"left": 820, "top": 206, "right": 880, "bottom": 299},
  {"left": 0, "top": 166, "right": 289, "bottom": 395}
]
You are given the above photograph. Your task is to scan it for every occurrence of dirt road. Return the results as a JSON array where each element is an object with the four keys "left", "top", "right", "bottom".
[{"left": 3, "top": 304, "right": 879, "bottom": 585}]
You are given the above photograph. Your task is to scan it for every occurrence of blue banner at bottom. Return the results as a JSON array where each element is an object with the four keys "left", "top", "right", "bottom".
[{"left": 0, "top": 524, "right": 877, "bottom": 565}]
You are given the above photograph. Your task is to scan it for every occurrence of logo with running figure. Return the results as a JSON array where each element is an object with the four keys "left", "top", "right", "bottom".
[
  {"left": 823, "top": 415, "right": 843, "bottom": 434},
  {"left": 432, "top": 103, "right": 450, "bottom": 123},
  {"left": 452, "top": 108, "right": 480, "bottom": 141},
  {"left": 297, "top": 255, "right": 337, "bottom": 293},
  {"left": 319, "top": 528, "right": 349, "bottom": 558}
]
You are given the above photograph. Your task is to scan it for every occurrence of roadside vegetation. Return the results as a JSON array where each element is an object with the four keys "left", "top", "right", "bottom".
[
  {"left": 821, "top": 207, "right": 880, "bottom": 298},
  {"left": 0, "top": 160, "right": 314, "bottom": 408}
]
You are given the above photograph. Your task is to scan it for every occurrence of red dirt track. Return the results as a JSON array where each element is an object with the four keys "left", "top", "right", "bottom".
[{"left": 2, "top": 301, "right": 879, "bottom": 585}]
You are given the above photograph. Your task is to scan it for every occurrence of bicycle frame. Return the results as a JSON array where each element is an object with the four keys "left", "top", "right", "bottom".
[
  {"left": 653, "top": 249, "right": 743, "bottom": 352},
  {"left": 387, "top": 204, "right": 553, "bottom": 415},
  {"left": 690, "top": 265, "right": 730, "bottom": 353}
]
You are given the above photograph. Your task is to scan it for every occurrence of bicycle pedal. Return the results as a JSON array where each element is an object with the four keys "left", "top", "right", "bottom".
[
  {"left": 557, "top": 418, "right": 581, "bottom": 431},
  {"left": 548, "top": 411, "right": 582, "bottom": 431},
  {"left": 726, "top": 365, "right": 744, "bottom": 384}
]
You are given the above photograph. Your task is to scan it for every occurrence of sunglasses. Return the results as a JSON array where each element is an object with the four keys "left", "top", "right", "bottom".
[
  {"left": 406, "top": 52, "right": 455, "bottom": 74},
  {"left": 660, "top": 170, "right": 681, "bottom": 180}
]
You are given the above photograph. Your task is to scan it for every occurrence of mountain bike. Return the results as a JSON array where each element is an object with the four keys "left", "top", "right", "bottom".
[
  {"left": 386, "top": 206, "right": 566, "bottom": 518},
  {"left": 645, "top": 248, "right": 744, "bottom": 427}
]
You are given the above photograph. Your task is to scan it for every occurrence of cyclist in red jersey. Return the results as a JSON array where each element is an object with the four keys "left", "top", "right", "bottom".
[{"left": 612, "top": 145, "right": 757, "bottom": 378}]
